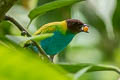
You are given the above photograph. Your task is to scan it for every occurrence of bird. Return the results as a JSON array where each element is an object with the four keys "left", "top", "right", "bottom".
[{"left": 31, "top": 19, "right": 89, "bottom": 60}]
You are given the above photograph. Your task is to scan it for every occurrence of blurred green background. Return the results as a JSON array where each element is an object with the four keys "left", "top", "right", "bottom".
[{"left": 0, "top": 0, "right": 120, "bottom": 80}]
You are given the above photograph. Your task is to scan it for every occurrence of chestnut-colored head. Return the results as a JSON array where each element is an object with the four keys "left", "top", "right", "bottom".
[{"left": 66, "top": 19, "right": 89, "bottom": 34}]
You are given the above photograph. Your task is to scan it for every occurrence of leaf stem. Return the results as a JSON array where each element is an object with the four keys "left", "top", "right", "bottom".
[{"left": 4, "top": 15, "right": 50, "bottom": 61}]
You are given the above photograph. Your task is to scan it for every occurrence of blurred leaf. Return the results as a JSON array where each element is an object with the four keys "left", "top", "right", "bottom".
[
  {"left": 22, "top": 0, "right": 38, "bottom": 10},
  {"left": 88, "top": 0, "right": 116, "bottom": 18},
  {"left": 6, "top": 33, "right": 54, "bottom": 46},
  {"left": 6, "top": 35, "right": 29, "bottom": 46},
  {"left": 74, "top": 66, "right": 92, "bottom": 80},
  {"left": 113, "top": 0, "right": 120, "bottom": 32},
  {"left": 71, "top": 1, "right": 87, "bottom": 22},
  {"left": 28, "top": 0, "right": 84, "bottom": 22},
  {"left": 58, "top": 63, "right": 120, "bottom": 74},
  {"left": 0, "top": 46, "right": 71, "bottom": 80},
  {"left": 0, "top": 41, "right": 10, "bottom": 48},
  {"left": 0, "top": 21, "right": 12, "bottom": 39},
  {"left": 88, "top": 0, "right": 117, "bottom": 40}
]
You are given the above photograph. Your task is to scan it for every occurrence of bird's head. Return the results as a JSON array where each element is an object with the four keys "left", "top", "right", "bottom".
[{"left": 66, "top": 19, "right": 89, "bottom": 34}]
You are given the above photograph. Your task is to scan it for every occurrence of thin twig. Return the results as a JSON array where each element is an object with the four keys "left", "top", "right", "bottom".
[{"left": 4, "top": 15, "right": 50, "bottom": 60}]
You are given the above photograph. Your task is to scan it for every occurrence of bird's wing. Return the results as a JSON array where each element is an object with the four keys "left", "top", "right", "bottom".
[{"left": 34, "top": 21, "right": 67, "bottom": 35}]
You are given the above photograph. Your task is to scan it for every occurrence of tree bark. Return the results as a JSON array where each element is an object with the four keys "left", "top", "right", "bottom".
[{"left": 0, "top": 0, "right": 18, "bottom": 20}]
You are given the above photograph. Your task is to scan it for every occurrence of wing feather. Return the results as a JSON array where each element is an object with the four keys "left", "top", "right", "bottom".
[{"left": 34, "top": 21, "right": 67, "bottom": 35}]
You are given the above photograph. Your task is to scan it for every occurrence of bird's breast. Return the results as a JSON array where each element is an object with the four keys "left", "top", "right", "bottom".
[{"left": 40, "top": 31, "right": 75, "bottom": 55}]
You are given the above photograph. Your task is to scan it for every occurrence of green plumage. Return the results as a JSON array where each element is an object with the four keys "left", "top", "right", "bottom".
[
  {"left": 33, "top": 21, "right": 75, "bottom": 55},
  {"left": 32, "top": 19, "right": 88, "bottom": 56}
]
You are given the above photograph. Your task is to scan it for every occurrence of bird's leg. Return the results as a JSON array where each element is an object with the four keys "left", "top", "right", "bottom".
[{"left": 50, "top": 55, "right": 55, "bottom": 62}]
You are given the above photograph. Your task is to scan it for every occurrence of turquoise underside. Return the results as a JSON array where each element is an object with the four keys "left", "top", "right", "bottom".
[{"left": 33, "top": 31, "right": 75, "bottom": 55}]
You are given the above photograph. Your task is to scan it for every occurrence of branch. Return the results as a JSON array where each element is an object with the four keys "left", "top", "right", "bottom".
[
  {"left": 4, "top": 16, "right": 31, "bottom": 36},
  {"left": 4, "top": 16, "right": 50, "bottom": 61},
  {"left": 0, "top": 0, "right": 50, "bottom": 61},
  {"left": 0, "top": 0, "right": 18, "bottom": 20}
]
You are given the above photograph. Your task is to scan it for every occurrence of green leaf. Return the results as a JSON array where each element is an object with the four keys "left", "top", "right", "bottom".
[
  {"left": 74, "top": 66, "right": 92, "bottom": 80},
  {"left": 6, "top": 35, "right": 29, "bottom": 46},
  {"left": 31, "top": 33, "right": 54, "bottom": 41},
  {"left": 58, "top": 63, "right": 120, "bottom": 74},
  {"left": 28, "top": 0, "right": 84, "bottom": 22},
  {"left": 0, "top": 46, "right": 71, "bottom": 80},
  {"left": 6, "top": 33, "right": 53, "bottom": 46}
]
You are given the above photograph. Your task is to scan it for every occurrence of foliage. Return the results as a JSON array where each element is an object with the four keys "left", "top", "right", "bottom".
[
  {"left": 0, "top": 0, "right": 120, "bottom": 80},
  {"left": 6, "top": 33, "right": 54, "bottom": 46},
  {"left": 28, "top": 0, "right": 84, "bottom": 22},
  {"left": 0, "top": 45, "right": 70, "bottom": 80},
  {"left": 0, "top": 43, "right": 120, "bottom": 80}
]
